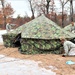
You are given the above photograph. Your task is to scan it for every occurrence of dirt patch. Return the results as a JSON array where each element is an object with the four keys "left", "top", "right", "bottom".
[{"left": 0, "top": 45, "right": 75, "bottom": 75}]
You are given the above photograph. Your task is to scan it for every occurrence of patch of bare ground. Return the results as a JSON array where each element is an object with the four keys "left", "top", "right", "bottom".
[{"left": 0, "top": 45, "right": 75, "bottom": 75}]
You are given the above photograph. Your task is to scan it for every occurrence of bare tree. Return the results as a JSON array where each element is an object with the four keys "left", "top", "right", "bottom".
[
  {"left": 0, "top": 0, "right": 6, "bottom": 28},
  {"left": 46, "top": 0, "right": 51, "bottom": 14},
  {"left": 70, "top": 0, "right": 73, "bottom": 21},
  {"left": 59, "top": 0, "right": 69, "bottom": 27},
  {"left": 36, "top": 0, "right": 46, "bottom": 15},
  {"left": 34, "top": 0, "right": 52, "bottom": 15},
  {"left": 28, "top": 0, "right": 35, "bottom": 19},
  {"left": 0, "top": 0, "right": 14, "bottom": 29}
]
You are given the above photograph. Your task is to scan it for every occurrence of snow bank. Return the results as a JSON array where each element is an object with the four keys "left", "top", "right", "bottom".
[
  {"left": 0, "top": 30, "right": 7, "bottom": 45},
  {"left": 0, "top": 55, "right": 56, "bottom": 75},
  {"left": 0, "top": 30, "right": 57, "bottom": 75}
]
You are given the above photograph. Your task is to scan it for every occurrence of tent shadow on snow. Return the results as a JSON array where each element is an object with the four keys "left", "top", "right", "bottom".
[{"left": 2, "top": 15, "right": 75, "bottom": 54}]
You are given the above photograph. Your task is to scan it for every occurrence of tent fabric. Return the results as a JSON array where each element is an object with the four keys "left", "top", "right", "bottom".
[
  {"left": 2, "top": 33, "right": 17, "bottom": 47},
  {"left": 64, "top": 23, "right": 75, "bottom": 32},
  {"left": 10, "top": 25, "right": 24, "bottom": 34},
  {"left": 19, "top": 38, "right": 62, "bottom": 54},
  {"left": 21, "top": 15, "right": 75, "bottom": 39},
  {"left": 2, "top": 15, "right": 75, "bottom": 54},
  {"left": 10, "top": 15, "right": 75, "bottom": 39}
]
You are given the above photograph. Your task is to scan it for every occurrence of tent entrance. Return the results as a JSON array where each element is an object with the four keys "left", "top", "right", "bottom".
[{"left": 13, "top": 33, "right": 21, "bottom": 47}]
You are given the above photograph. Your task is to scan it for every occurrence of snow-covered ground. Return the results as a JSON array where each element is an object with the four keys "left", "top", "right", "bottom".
[
  {"left": 0, "top": 30, "right": 56, "bottom": 75},
  {"left": 0, "top": 55, "right": 56, "bottom": 75},
  {"left": 0, "top": 30, "right": 7, "bottom": 45}
]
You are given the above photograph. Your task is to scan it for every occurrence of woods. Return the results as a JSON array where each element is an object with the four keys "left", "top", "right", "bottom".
[
  {"left": 0, "top": 0, "right": 14, "bottom": 29},
  {"left": 0, "top": 0, "right": 75, "bottom": 29},
  {"left": 27, "top": 0, "right": 75, "bottom": 27}
]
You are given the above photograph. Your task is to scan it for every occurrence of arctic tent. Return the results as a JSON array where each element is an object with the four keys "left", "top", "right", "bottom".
[
  {"left": 64, "top": 22, "right": 75, "bottom": 32},
  {"left": 2, "top": 15, "right": 75, "bottom": 54}
]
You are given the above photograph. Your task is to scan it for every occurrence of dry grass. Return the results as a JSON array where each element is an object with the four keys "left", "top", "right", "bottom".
[{"left": 0, "top": 45, "right": 75, "bottom": 75}]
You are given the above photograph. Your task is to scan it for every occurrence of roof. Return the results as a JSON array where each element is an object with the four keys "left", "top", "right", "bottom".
[
  {"left": 11, "top": 15, "right": 75, "bottom": 39},
  {"left": 21, "top": 15, "right": 75, "bottom": 39},
  {"left": 64, "top": 22, "right": 75, "bottom": 31},
  {"left": 10, "top": 24, "right": 25, "bottom": 34}
]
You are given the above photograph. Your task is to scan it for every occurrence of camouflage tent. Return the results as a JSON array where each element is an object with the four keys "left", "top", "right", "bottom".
[
  {"left": 63, "top": 23, "right": 75, "bottom": 43},
  {"left": 2, "top": 15, "right": 75, "bottom": 54},
  {"left": 11, "top": 15, "right": 75, "bottom": 39},
  {"left": 64, "top": 23, "right": 75, "bottom": 32}
]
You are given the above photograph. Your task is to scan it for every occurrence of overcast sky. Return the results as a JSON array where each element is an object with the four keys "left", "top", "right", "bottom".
[
  {"left": 6, "top": 0, "right": 75, "bottom": 18},
  {"left": 6, "top": 0, "right": 63, "bottom": 18},
  {"left": 6, "top": 0, "right": 32, "bottom": 18}
]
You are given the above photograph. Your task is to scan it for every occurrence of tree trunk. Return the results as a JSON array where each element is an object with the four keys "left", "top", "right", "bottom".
[
  {"left": 28, "top": 0, "right": 35, "bottom": 19},
  {"left": 70, "top": 0, "right": 73, "bottom": 22},
  {"left": 46, "top": 0, "right": 51, "bottom": 14},
  {"left": 1, "top": 0, "right": 6, "bottom": 29},
  {"left": 61, "top": 4, "right": 64, "bottom": 27}
]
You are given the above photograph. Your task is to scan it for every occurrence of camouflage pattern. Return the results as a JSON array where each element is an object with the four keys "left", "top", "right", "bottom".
[
  {"left": 64, "top": 23, "right": 75, "bottom": 32},
  {"left": 19, "top": 15, "right": 75, "bottom": 54},
  {"left": 19, "top": 39, "right": 62, "bottom": 54},
  {"left": 2, "top": 33, "right": 17, "bottom": 47},
  {"left": 10, "top": 23, "right": 25, "bottom": 34},
  {"left": 11, "top": 15, "right": 75, "bottom": 39},
  {"left": 2, "top": 15, "right": 75, "bottom": 54},
  {"left": 21, "top": 15, "right": 75, "bottom": 39}
]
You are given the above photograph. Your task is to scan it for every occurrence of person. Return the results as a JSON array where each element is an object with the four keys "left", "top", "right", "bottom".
[
  {"left": 60, "top": 37, "right": 75, "bottom": 57},
  {"left": 70, "top": 21, "right": 75, "bottom": 33},
  {"left": 6, "top": 23, "right": 11, "bottom": 33}
]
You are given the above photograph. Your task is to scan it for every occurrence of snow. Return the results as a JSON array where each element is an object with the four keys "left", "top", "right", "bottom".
[
  {"left": 0, "top": 30, "right": 7, "bottom": 45},
  {"left": 0, "top": 30, "right": 57, "bottom": 75},
  {"left": 0, "top": 55, "right": 56, "bottom": 75},
  {"left": 0, "top": 30, "right": 13, "bottom": 45}
]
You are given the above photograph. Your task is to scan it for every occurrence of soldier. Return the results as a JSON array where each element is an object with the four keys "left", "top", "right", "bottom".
[
  {"left": 60, "top": 37, "right": 75, "bottom": 57},
  {"left": 6, "top": 23, "right": 11, "bottom": 33},
  {"left": 70, "top": 21, "right": 75, "bottom": 33}
]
